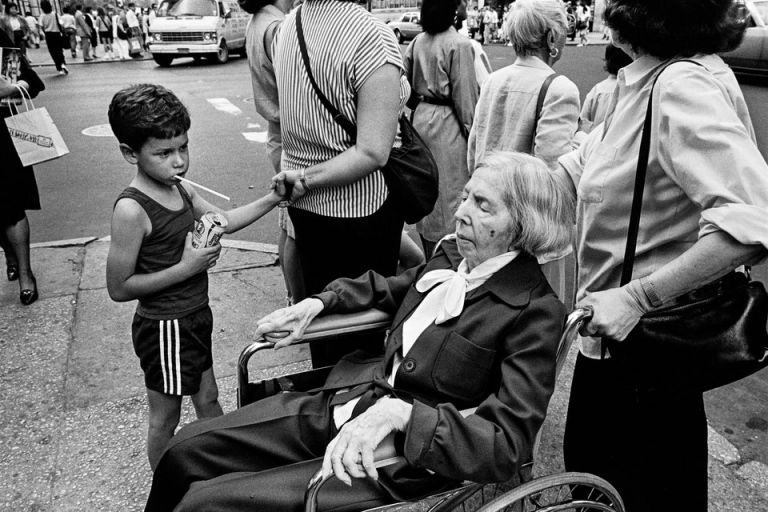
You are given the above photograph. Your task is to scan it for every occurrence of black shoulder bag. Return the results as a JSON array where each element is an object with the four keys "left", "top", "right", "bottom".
[
  {"left": 295, "top": 6, "right": 439, "bottom": 225},
  {"left": 606, "top": 60, "right": 768, "bottom": 393}
]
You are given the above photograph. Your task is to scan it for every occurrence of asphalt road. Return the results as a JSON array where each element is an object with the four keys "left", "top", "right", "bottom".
[{"left": 27, "top": 44, "right": 768, "bottom": 245}]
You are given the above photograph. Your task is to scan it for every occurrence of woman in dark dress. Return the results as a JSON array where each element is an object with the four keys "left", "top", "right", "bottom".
[{"left": 0, "top": 28, "right": 45, "bottom": 305}]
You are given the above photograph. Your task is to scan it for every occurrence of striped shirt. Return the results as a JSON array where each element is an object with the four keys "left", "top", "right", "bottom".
[{"left": 274, "top": 0, "right": 408, "bottom": 218}]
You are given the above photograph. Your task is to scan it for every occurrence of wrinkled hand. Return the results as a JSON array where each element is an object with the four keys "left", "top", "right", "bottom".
[
  {"left": 576, "top": 283, "right": 649, "bottom": 342},
  {"left": 179, "top": 232, "right": 221, "bottom": 275},
  {"left": 254, "top": 297, "right": 324, "bottom": 348},
  {"left": 272, "top": 170, "right": 307, "bottom": 204},
  {"left": 322, "top": 397, "right": 412, "bottom": 486}
]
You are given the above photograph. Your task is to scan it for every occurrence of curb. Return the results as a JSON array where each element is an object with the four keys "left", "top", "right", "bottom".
[
  {"left": 30, "top": 236, "right": 278, "bottom": 254},
  {"left": 30, "top": 55, "right": 153, "bottom": 68}
]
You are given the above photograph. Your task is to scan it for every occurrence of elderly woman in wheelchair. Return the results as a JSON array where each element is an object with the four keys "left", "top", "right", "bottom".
[{"left": 145, "top": 152, "right": 575, "bottom": 512}]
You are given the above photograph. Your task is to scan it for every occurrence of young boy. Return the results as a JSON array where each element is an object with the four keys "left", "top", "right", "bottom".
[{"left": 106, "top": 83, "right": 284, "bottom": 470}]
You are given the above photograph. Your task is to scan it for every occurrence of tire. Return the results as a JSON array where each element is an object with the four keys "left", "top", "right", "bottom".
[
  {"left": 210, "top": 41, "right": 229, "bottom": 64},
  {"left": 473, "top": 472, "right": 626, "bottom": 512},
  {"left": 393, "top": 29, "right": 403, "bottom": 44},
  {"left": 152, "top": 54, "right": 173, "bottom": 67}
]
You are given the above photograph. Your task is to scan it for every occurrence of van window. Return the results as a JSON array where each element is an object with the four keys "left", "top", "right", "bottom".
[{"left": 167, "top": 0, "right": 217, "bottom": 17}]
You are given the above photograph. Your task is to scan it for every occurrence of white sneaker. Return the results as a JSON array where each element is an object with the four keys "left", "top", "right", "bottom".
[
  {"left": 58, "top": 70, "right": 65, "bottom": 75},
  {"left": 62, "top": 65, "right": 69, "bottom": 74}
]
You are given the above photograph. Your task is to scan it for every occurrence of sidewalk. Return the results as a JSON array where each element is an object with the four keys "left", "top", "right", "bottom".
[
  {"left": 26, "top": 40, "right": 152, "bottom": 69},
  {"left": 2, "top": 238, "right": 767, "bottom": 510}
]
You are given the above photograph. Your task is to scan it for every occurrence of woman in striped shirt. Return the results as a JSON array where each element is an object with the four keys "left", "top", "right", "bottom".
[{"left": 272, "top": 0, "right": 410, "bottom": 367}]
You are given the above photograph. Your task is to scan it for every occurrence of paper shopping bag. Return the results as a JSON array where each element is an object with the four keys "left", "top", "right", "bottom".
[{"left": 6, "top": 105, "right": 70, "bottom": 167}]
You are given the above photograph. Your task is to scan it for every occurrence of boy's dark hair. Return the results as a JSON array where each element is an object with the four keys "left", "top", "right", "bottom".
[
  {"left": 604, "top": 0, "right": 746, "bottom": 59},
  {"left": 420, "top": 0, "right": 460, "bottom": 35},
  {"left": 41, "top": 0, "right": 53, "bottom": 14},
  {"left": 108, "top": 84, "right": 191, "bottom": 151},
  {"left": 603, "top": 43, "right": 633, "bottom": 75},
  {"left": 238, "top": 0, "right": 272, "bottom": 15}
]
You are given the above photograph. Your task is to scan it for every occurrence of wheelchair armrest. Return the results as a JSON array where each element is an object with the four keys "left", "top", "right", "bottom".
[
  {"left": 304, "top": 433, "right": 401, "bottom": 512},
  {"left": 237, "top": 309, "right": 393, "bottom": 407}
]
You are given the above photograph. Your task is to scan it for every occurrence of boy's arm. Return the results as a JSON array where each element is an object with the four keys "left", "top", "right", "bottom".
[
  {"left": 106, "top": 198, "right": 220, "bottom": 302},
  {"left": 184, "top": 183, "right": 283, "bottom": 234}
]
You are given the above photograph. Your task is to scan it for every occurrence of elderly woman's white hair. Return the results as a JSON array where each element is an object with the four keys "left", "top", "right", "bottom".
[
  {"left": 505, "top": 0, "right": 569, "bottom": 57},
  {"left": 477, "top": 152, "right": 574, "bottom": 259}
]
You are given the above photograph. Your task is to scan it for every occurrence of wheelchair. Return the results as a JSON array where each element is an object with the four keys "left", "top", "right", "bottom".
[{"left": 238, "top": 307, "right": 625, "bottom": 512}]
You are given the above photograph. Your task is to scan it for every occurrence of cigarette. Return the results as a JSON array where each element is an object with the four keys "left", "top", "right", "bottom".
[{"left": 174, "top": 175, "right": 231, "bottom": 201}]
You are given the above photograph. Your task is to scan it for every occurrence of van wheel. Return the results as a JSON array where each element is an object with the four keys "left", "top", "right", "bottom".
[
  {"left": 152, "top": 55, "right": 174, "bottom": 67},
  {"left": 210, "top": 41, "right": 229, "bottom": 64}
]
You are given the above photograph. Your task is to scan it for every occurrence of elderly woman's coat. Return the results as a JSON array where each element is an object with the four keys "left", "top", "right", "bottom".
[{"left": 146, "top": 238, "right": 565, "bottom": 511}]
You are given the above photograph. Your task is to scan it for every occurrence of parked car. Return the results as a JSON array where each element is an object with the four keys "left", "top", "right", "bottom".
[
  {"left": 387, "top": 12, "right": 422, "bottom": 44},
  {"left": 721, "top": 0, "right": 768, "bottom": 76}
]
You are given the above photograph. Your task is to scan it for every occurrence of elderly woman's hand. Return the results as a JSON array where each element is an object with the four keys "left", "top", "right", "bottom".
[
  {"left": 576, "top": 281, "right": 653, "bottom": 341},
  {"left": 0, "top": 77, "right": 27, "bottom": 99},
  {"left": 254, "top": 297, "right": 324, "bottom": 348},
  {"left": 322, "top": 397, "right": 412, "bottom": 486}
]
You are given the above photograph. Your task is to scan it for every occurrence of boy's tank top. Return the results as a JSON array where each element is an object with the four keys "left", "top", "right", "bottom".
[{"left": 116, "top": 184, "right": 208, "bottom": 319}]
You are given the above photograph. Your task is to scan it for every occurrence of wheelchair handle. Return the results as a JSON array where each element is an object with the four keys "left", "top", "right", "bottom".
[{"left": 555, "top": 306, "right": 593, "bottom": 379}]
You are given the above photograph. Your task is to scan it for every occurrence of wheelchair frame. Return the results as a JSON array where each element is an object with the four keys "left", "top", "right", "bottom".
[{"left": 237, "top": 307, "right": 625, "bottom": 512}]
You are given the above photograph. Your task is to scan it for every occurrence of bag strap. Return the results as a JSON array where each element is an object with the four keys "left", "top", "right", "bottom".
[
  {"left": 8, "top": 84, "right": 34, "bottom": 115},
  {"left": 295, "top": 5, "right": 357, "bottom": 140},
  {"left": 620, "top": 59, "right": 703, "bottom": 286},
  {"left": 530, "top": 73, "right": 558, "bottom": 154}
]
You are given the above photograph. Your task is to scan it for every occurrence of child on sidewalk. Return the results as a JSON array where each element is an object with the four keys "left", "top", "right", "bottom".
[{"left": 106, "top": 83, "right": 285, "bottom": 470}]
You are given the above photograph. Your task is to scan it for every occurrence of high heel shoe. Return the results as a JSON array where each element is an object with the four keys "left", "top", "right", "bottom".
[
  {"left": 6, "top": 263, "right": 18, "bottom": 281},
  {"left": 19, "top": 274, "right": 38, "bottom": 306}
]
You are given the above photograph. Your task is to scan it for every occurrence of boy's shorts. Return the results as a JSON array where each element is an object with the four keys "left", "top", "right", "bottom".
[{"left": 132, "top": 306, "right": 213, "bottom": 396}]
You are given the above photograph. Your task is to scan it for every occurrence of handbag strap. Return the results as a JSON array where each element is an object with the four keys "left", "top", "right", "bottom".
[
  {"left": 620, "top": 59, "right": 703, "bottom": 286},
  {"left": 530, "top": 73, "right": 558, "bottom": 154},
  {"left": 295, "top": 5, "right": 357, "bottom": 141}
]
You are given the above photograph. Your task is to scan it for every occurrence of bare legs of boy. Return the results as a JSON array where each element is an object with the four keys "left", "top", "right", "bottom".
[{"left": 146, "top": 367, "right": 223, "bottom": 471}]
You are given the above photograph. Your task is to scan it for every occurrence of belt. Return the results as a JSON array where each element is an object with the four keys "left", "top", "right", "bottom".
[{"left": 418, "top": 95, "right": 454, "bottom": 107}]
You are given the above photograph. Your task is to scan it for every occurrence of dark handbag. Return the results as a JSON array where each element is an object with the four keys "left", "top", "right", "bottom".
[
  {"left": 607, "top": 59, "right": 768, "bottom": 393},
  {"left": 295, "top": 6, "right": 439, "bottom": 224}
]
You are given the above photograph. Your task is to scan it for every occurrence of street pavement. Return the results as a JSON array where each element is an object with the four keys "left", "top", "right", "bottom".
[{"left": 2, "top": 35, "right": 767, "bottom": 512}]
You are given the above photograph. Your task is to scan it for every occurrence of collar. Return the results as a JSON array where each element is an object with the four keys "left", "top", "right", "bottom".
[
  {"left": 617, "top": 54, "right": 663, "bottom": 87},
  {"left": 441, "top": 238, "right": 542, "bottom": 308},
  {"left": 260, "top": 4, "right": 285, "bottom": 18},
  {"left": 513, "top": 55, "right": 554, "bottom": 72}
]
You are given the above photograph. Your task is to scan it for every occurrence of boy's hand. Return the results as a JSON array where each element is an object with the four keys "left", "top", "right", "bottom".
[
  {"left": 179, "top": 232, "right": 221, "bottom": 276},
  {"left": 272, "top": 170, "right": 307, "bottom": 203}
]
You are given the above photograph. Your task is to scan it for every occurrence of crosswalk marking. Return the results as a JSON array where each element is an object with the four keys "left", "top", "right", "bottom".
[
  {"left": 242, "top": 132, "right": 268, "bottom": 143},
  {"left": 207, "top": 98, "right": 242, "bottom": 115}
]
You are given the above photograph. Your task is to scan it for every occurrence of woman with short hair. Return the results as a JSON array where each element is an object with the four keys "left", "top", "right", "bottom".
[
  {"left": 404, "top": 0, "right": 481, "bottom": 257},
  {"left": 145, "top": 151, "right": 573, "bottom": 511},
  {"left": 468, "top": 0, "right": 580, "bottom": 172},
  {"left": 556, "top": 1, "right": 768, "bottom": 510}
]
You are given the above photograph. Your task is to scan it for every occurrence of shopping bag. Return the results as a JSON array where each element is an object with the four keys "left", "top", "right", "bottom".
[
  {"left": 5, "top": 86, "right": 69, "bottom": 167},
  {"left": 128, "top": 34, "right": 143, "bottom": 57}
]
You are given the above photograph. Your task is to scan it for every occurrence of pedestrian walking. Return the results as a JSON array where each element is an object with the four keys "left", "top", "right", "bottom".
[
  {"left": 575, "top": 0, "right": 589, "bottom": 46},
  {"left": 24, "top": 12, "right": 41, "bottom": 48},
  {"left": 97, "top": 7, "right": 114, "bottom": 59},
  {"left": 4, "top": 3, "right": 30, "bottom": 56},
  {"left": 112, "top": 6, "right": 129, "bottom": 60},
  {"left": 74, "top": 4, "right": 92, "bottom": 60},
  {"left": 59, "top": 5, "right": 77, "bottom": 58},
  {"left": 38, "top": 0, "right": 69, "bottom": 74},
  {"left": 405, "top": 0, "right": 480, "bottom": 256},
  {"left": 556, "top": 1, "right": 768, "bottom": 511}
]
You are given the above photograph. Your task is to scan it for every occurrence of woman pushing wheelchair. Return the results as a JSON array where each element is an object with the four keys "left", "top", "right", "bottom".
[{"left": 145, "top": 152, "right": 575, "bottom": 511}]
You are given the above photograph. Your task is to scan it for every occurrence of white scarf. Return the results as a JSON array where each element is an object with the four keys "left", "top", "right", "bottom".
[{"left": 400, "top": 250, "right": 519, "bottom": 357}]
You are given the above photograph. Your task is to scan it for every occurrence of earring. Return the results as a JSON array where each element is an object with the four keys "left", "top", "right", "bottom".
[{"left": 549, "top": 47, "right": 559, "bottom": 59}]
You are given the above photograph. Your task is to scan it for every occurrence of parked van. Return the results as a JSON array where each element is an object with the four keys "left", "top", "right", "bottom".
[{"left": 148, "top": 0, "right": 250, "bottom": 66}]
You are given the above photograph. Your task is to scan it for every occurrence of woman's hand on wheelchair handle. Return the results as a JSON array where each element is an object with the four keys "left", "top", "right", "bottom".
[
  {"left": 254, "top": 298, "right": 325, "bottom": 349},
  {"left": 576, "top": 281, "right": 651, "bottom": 341},
  {"left": 322, "top": 397, "right": 412, "bottom": 486}
]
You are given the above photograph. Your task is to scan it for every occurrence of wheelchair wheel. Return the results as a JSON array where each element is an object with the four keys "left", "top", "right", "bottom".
[
  {"left": 362, "top": 483, "right": 510, "bottom": 512},
  {"left": 474, "top": 472, "right": 625, "bottom": 512}
]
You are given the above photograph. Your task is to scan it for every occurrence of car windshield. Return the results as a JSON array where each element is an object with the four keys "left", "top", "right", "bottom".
[{"left": 167, "top": 0, "right": 217, "bottom": 17}]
